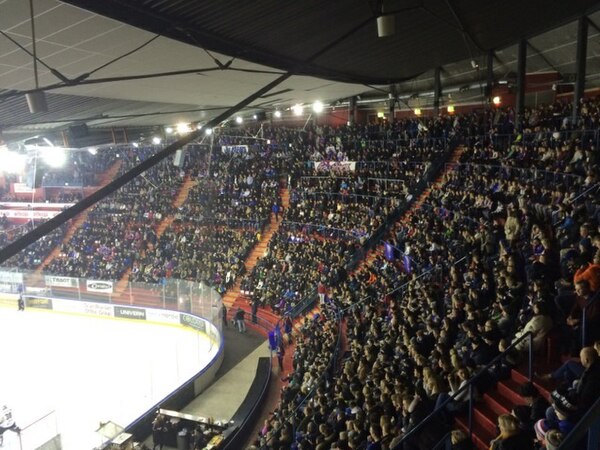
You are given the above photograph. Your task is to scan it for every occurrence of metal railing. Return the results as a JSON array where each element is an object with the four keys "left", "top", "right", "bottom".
[
  {"left": 391, "top": 332, "right": 533, "bottom": 450},
  {"left": 462, "top": 128, "right": 600, "bottom": 151},
  {"left": 445, "top": 162, "right": 584, "bottom": 189},
  {"left": 557, "top": 394, "right": 600, "bottom": 449},
  {"left": 582, "top": 289, "right": 600, "bottom": 348}
]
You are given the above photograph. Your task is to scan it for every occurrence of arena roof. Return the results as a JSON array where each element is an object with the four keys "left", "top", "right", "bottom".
[{"left": 0, "top": 0, "right": 600, "bottom": 135}]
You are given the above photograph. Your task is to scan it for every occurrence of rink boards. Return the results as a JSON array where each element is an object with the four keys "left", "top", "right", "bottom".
[{"left": 0, "top": 293, "right": 224, "bottom": 450}]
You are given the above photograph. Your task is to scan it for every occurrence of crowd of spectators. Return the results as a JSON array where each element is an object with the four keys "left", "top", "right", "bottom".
[
  {"left": 1, "top": 98, "right": 600, "bottom": 450},
  {"left": 252, "top": 97, "right": 600, "bottom": 450},
  {"left": 0, "top": 218, "right": 67, "bottom": 270}
]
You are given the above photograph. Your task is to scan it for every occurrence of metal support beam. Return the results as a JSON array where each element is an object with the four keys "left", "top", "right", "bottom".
[
  {"left": 486, "top": 50, "right": 494, "bottom": 102},
  {"left": 349, "top": 96, "right": 357, "bottom": 124},
  {"left": 433, "top": 67, "right": 441, "bottom": 116},
  {"left": 573, "top": 16, "right": 588, "bottom": 125},
  {"left": 516, "top": 39, "right": 527, "bottom": 131}
]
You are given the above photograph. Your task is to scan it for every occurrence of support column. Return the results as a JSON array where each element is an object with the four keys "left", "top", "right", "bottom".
[
  {"left": 486, "top": 50, "right": 494, "bottom": 103},
  {"left": 433, "top": 67, "right": 441, "bottom": 116},
  {"left": 349, "top": 96, "right": 357, "bottom": 125},
  {"left": 573, "top": 16, "right": 588, "bottom": 125},
  {"left": 516, "top": 39, "right": 527, "bottom": 131}
]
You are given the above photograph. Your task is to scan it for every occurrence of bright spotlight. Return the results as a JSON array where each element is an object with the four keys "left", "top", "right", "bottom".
[
  {"left": 132, "top": 142, "right": 139, "bottom": 148},
  {"left": 414, "top": 108, "right": 422, "bottom": 116},
  {"left": 0, "top": 149, "right": 26, "bottom": 174},
  {"left": 492, "top": 96, "right": 501, "bottom": 106},
  {"left": 41, "top": 148, "right": 67, "bottom": 168},
  {"left": 274, "top": 110, "right": 282, "bottom": 118},
  {"left": 205, "top": 128, "right": 213, "bottom": 135},
  {"left": 292, "top": 104, "right": 303, "bottom": 116},
  {"left": 165, "top": 127, "right": 174, "bottom": 134},
  {"left": 176, "top": 123, "right": 191, "bottom": 134},
  {"left": 235, "top": 116, "right": 243, "bottom": 124},
  {"left": 447, "top": 105, "right": 455, "bottom": 113},
  {"left": 312, "top": 101, "right": 324, "bottom": 113},
  {"left": 88, "top": 147, "right": 98, "bottom": 155},
  {"left": 377, "top": 112, "right": 385, "bottom": 118},
  {"left": 253, "top": 114, "right": 258, "bottom": 120},
  {"left": 152, "top": 136, "right": 162, "bottom": 145}
]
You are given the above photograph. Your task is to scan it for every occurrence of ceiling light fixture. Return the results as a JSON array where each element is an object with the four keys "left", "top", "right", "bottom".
[
  {"left": 312, "top": 101, "right": 324, "bottom": 113},
  {"left": 292, "top": 104, "right": 304, "bottom": 116},
  {"left": 235, "top": 116, "right": 243, "bottom": 124},
  {"left": 152, "top": 136, "right": 162, "bottom": 145},
  {"left": 176, "top": 122, "right": 191, "bottom": 134},
  {"left": 414, "top": 108, "right": 422, "bottom": 116},
  {"left": 274, "top": 110, "right": 282, "bottom": 118},
  {"left": 492, "top": 96, "right": 501, "bottom": 105}
]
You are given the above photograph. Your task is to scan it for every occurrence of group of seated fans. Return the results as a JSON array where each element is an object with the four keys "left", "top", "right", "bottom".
[
  {"left": 246, "top": 98, "right": 600, "bottom": 450},
  {"left": 1, "top": 94, "right": 600, "bottom": 449}
]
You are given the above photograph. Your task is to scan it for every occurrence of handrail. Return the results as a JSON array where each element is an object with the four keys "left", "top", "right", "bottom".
[
  {"left": 568, "top": 182, "right": 600, "bottom": 205},
  {"left": 280, "top": 220, "right": 370, "bottom": 240},
  {"left": 300, "top": 191, "right": 398, "bottom": 201},
  {"left": 447, "top": 161, "right": 585, "bottom": 182},
  {"left": 557, "top": 393, "right": 600, "bottom": 449},
  {"left": 391, "top": 331, "right": 533, "bottom": 450},
  {"left": 582, "top": 288, "right": 600, "bottom": 347}
]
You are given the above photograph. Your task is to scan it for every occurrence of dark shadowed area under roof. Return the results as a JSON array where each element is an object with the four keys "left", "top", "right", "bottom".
[{"left": 64, "top": 0, "right": 600, "bottom": 85}]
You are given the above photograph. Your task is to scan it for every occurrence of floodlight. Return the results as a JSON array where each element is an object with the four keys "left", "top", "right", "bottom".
[
  {"left": 165, "top": 127, "right": 174, "bottom": 134},
  {"left": 205, "top": 128, "right": 213, "bottom": 135},
  {"left": 447, "top": 105, "right": 455, "bottom": 113},
  {"left": 88, "top": 148, "right": 98, "bottom": 155},
  {"left": 152, "top": 136, "right": 162, "bottom": 145},
  {"left": 274, "top": 110, "right": 282, "bottom": 118},
  {"left": 235, "top": 116, "right": 243, "bottom": 124},
  {"left": 132, "top": 142, "right": 139, "bottom": 148},
  {"left": 41, "top": 148, "right": 67, "bottom": 168},
  {"left": 176, "top": 123, "right": 191, "bottom": 134},
  {"left": 492, "top": 96, "right": 501, "bottom": 105},
  {"left": 414, "top": 108, "right": 422, "bottom": 116},
  {"left": 312, "top": 101, "right": 324, "bottom": 113},
  {"left": 292, "top": 104, "right": 303, "bottom": 116}
]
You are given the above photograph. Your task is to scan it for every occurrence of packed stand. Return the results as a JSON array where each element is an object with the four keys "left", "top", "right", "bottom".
[
  {"left": 253, "top": 100, "right": 600, "bottom": 450},
  {"left": 44, "top": 146, "right": 188, "bottom": 280}
]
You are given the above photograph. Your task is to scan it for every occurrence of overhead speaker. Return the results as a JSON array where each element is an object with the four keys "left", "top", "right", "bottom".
[
  {"left": 377, "top": 15, "right": 395, "bottom": 38},
  {"left": 25, "top": 91, "right": 48, "bottom": 113},
  {"left": 256, "top": 111, "right": 267, "bottom": 121},
  {"left": 69, "top": 123, "right": 89, "bottom": 139}
]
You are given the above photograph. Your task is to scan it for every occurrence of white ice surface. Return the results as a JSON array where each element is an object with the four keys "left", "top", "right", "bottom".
[{"left": 0, "top": 308, "right": 217, "bottom": 450}]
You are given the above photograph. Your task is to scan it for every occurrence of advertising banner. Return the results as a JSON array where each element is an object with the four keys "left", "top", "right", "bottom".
[
  {"left": 86, "top": 280, "right": 113, "bottom": 293},
  {"left": 146, "top": 308, "right": 181, "bottom": 325},
  {"left": 314, "top": 161, "right": 356, "bottom": 172},
  {"left": 0, "top": 210, "right": 59, "bottom": 220},
  {"left": 12, "top": 183, "right": 34, "bottom": 193},
  {"left": 180, "top": 313, "right": 206, "bottom": 333},
  {"left": 51, "top": 298, "right": 113, "bottom": 317},
  {"left": 25, "top": 296, "right": 53, "bottom": 310},
  {"left": 114, "top": 306, "right": 146, "bottom": 321},
  {"left": 221, "top": 144, "right": 248, "bottom": 155},
  {"left": 0, "top": 271, "right": 23, "bottom": 284},
  {"left": 45, "top": 275, "right": 79, "bottom": 288}
]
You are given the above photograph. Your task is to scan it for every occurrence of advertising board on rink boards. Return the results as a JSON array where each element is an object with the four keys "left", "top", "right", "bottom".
[{"left": 20, "top": 296, "right": 220, "bottom": 346}]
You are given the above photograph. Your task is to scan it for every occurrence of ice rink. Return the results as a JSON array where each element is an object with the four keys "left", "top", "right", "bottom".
[{"left": 0, "top": 307, "right": 219, "bottom": 450}]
